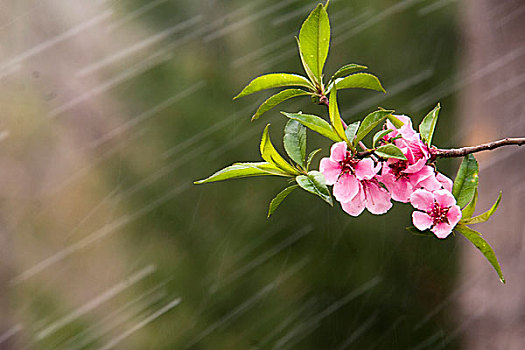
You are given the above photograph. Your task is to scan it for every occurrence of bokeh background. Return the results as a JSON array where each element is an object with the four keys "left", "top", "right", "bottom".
[{"left": 0, "top": 0, "right": 523, "bottom": 349}]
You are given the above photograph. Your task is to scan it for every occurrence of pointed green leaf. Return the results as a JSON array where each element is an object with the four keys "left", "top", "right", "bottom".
[
  {"left": 296, "top": 170, "right": 333, "bottom": 206},
  {"left": 306, "top": 148, "right": 322, "bottom": 170},
  {"left": 260, "top": 124, "right": 301, "bottom": 175},
  {"left": 455, "top": 224, "right": 505, "bottom": 283},
  {"left": 345, "top": 121, "right": 360, "bottom": 143},
  {"left": 252, "top": 89, "right": 310, "bottom": 121},
  {"left": 268, "top": 185, "right": 298, "bottom": 217},
  {"left": 234, "top": 73, "right": 313, "bottom": 99},
  {"left": 283, "top": 119, "right": 307, "bottom": 168},
  {"left": 419, "top": 103, "right": 441, "bottom": 146},
  {"left": 329, "top": 87, "right": 348, "bottom": 142},
  {"left": 194, "top": 162, "right": 290, "bottom": 184},
  {"left": 461, "top": 192, "right": 502, "bottom": 225},
  {"left": 372, "top": 129, "right": 393, "bottom": 148},
  {"left": 375, "top": 144, "right": 407, "bottom": 160},
  {"left": 452, "top": 155, "right": 479, "bottom": 208},
  {"left": 281, "top": 112, "right": 342, "bottom": 142},
  {"left": 331, "top": 64, "right": 367, "bottom": 81},
  {"left": 461, "top": 188, "right": 478, "bottom": 220},
  {"left": 334, "top": 73, "right": 385, "bottom": 93},
  {"left": 354, "top": 109, "right": 394, "bottom": 145},
  {"left": 298, "top": 4, "right": 330, "bottom": 84}
]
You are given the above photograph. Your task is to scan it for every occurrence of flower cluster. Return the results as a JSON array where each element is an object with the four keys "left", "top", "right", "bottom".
[{"left": 320, "top": 115, "right": 461, "bottom": 239}]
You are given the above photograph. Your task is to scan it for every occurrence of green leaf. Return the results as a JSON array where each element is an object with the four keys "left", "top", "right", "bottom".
[
  {"left": 345, "top": 121, "right": 360, "bottom": 143},
  {"left": 375, "top": 144, "right": 407, "bottom": 160},
  {"left": 295, "top": 37, "right": 318, "bottom": 86},
  {"left": 354, "top": 109, "right": 394, "bottom": 145},
  {"left": 260, "top": 124, "right": 300, "bottom": 175},
  {"left": 372, "top": 129, "right": 393, "bottom": 148},
  {"left": 386, "top": 115, "right": 404, "bottom": 129},
  {"left": 194, "top": 162, "right": 290, "bottom": 184},
  {"left": 452, "top": 155, "right": 479, "bottom": 208},
  {"left": 283, "top": 119, "right": 307, "bottom": 168},
  {"left": 298, "top": 4, "right": 330, "bottom": 84},
  {"left": 461, "top": 188, "right": 478, "bottom": 220},
  {"left": 419, "top": 103, "right": 441, "bottom": 146},
  {"left": 252, "top": 89, "right": 310, "bottom": 121},
  {"left": 461, "top": 192, "right": 502, "bottom": 225},
  {"left": 333, "top": 73, "right": 385, "bottom": 93},
  {"left": 329, "top": 87, "right": 348, "bottom": 142},
  {"left": 281, "top": 112, "right": 342, "bottom": 142},
  {"left": 234, "top": 73, "right": 313, "bottom": 99},
  {"left": 330, "top": 64, "right": 367, "bottom": 81},
  {"left": 455, "top": 224, "right": 505, "bottom": 283},
  {"left": 268, "top": 185, "right": 298, "bottom": 217},
  {"left": 306, "top": 148, "right": 322, "bottom": 170},
  {"left": 296, "top": 170, "right": 333, "bottom": 206}
]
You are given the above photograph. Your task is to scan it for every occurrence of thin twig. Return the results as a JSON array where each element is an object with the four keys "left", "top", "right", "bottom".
[{"left": 431, "top": 137, "right": 525, "bottom": 159}]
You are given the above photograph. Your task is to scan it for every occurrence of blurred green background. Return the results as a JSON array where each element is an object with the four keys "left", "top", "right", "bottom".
[{"left": 0, "top": 0, "right": 468, "bottom": 349}]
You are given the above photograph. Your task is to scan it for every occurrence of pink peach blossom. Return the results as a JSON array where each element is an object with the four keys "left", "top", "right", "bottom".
[
  {"left": 320, "top": 142, "right": 392, "bottom": 216},
  {"left": 379, "top": 144, "right": 437, "bottom": 202},
  {"left": 410, "top": 189, "right": 462, "bottom": 239},
  {"left": 393, "top": 133, "right": 430, "bottom": 164},
  {"left": 379, "top": 119, "right": 453, "bottom": 201},
  {"left": 320, "top": 142, "right": 378, "bottom": 202}
]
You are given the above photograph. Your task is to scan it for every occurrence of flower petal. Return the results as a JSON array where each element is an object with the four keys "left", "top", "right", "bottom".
[
  {"left": 432, "top": 222, "right": 453, "bottom": 239},
  {"left": 414, "top": 166, "right": 441, "bottom": 191},
  {"left": 389, "top": 114, "right": 416, "bottom": 139},
  {"left": 434, "top": 189, "right": 456, "bottom": 208},
  {"left": 379, "top": 172, "right": 412, "bottom": 203},
  {"left": 330, "top": 141, "right": 348, "bottom": 162},
  {"left": 320, "top": 158, "right": 341, "bottom": 185},
  {"left": 407, "top": 134, "right": 430, "bottom": 158},
  {"left": 341, "top": 188, "right": 365, "bottom": 216},
  {"left": 355, "top": 158, "right": 378, "bottom": 180},
  {"left": 446, "top": 204, "right": 462, "bottom": 227},
  {"left": 436, "top": 172, "right": 453, "bottom": 192},
  {"left": 364, "top": 181, "right": 392, "bottom": 215},
  {"left": 390, "top": 177, "right": 413, "bottom": 203},
  {"left": 412, "top": 211, "right": 433, "bottom": 231},
  {"left": 333, "top": 174, "right": 360, "bottom": 202},
  {"left": 404, "top": 158, "right": 427, "bottom": 174},
  {"left": 419, "top": 175, "right": 442, "bottom": 191},
  {"left": 410, "top": 189, "right": 434, "bottom": 211}
]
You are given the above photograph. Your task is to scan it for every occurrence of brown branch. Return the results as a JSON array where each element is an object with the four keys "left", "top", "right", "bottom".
[
  {"left": 317, "top": 93, "right": 524, "bottom": 161},
  {"left": 356, "top": 149, "right": 374, "bottom": 158},
  {"left": 431, "top": 137, "right": 525, "bottom": 159}
]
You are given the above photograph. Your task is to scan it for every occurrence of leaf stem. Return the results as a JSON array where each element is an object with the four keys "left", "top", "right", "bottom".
[
  {"left": 355, "top": 149, "right": 375, "bottom": 158},
  {"left": 431, "top": 137, "right": 525, "bottom": 159},
  {"left": 357, "top": 141, "right": 379, "bottom": 161}
]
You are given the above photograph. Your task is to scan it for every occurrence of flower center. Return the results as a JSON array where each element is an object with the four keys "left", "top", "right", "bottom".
[
  {"left": 339, "top": 152, "right": 359, "bottom": 175},
  {"left": 428, "top": 201, "right": 450, "bottom": 226},
  {"left": 388, "top": 160, "right": 408, "bottom": 179}
]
